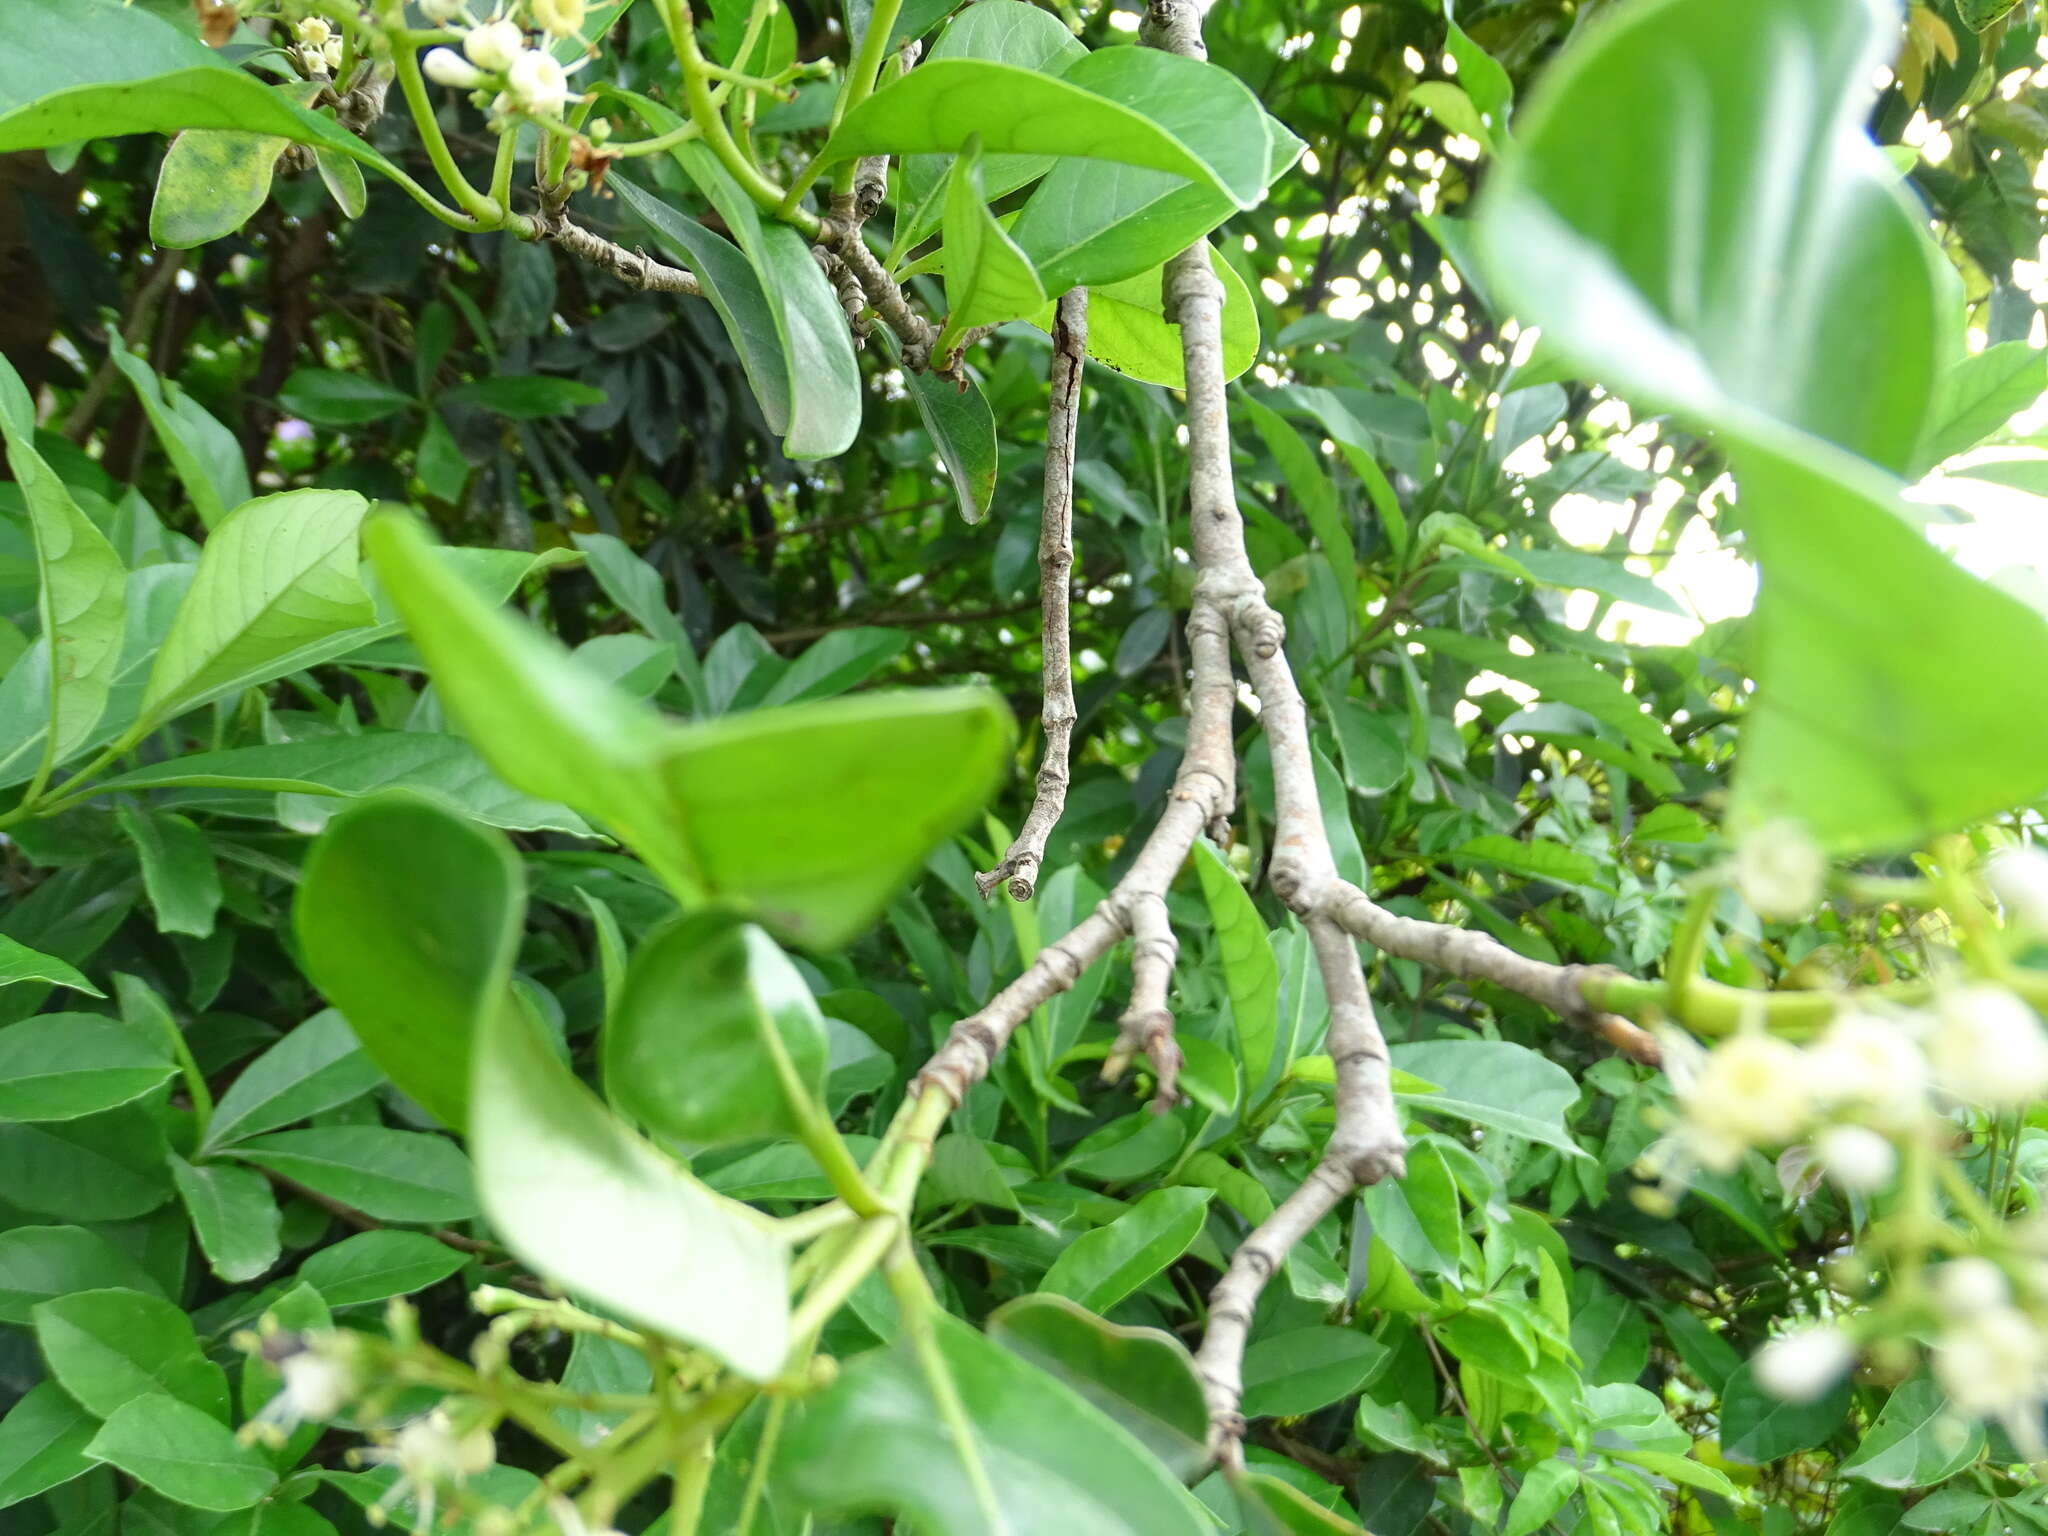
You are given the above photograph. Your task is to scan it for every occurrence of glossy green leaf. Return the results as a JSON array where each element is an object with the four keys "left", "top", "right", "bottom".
[
  {"left": 314, "top": 143, "right": 366, "bottom": 218},
  {"left": 939, "top": 144, "right": 1048, "bottom": 353},
  {"left": 0, "top": 355, "right": 126, "bottom": 776},
  {"left": 471, "top": 988, "right": 792, "bottom": 1379},
  {"left": 0, "top": 1226, "right": 163, "bottom": 1326},
  {"left": 202, "top": 1010, "right": 382, "bottom": 1151},
  {"left": 298, "top": 1231, "right": 467, "bottom": 1308},
  {"left": 571, "top": 530, "right": 705, "bottom": 710},
  {"left": 1718, "top": 1360, "right": 1852, "bottom": 1464},
  {"left": 1509, "top": 547, "right": 1687, "bottom": 617},
  {"left": 1038, "top": 245, "right": 1256, "bottom": 387},
  {"left": 1192, "top": 840, "right": 1283, "bottom": 1100},
  {"left": 296, "top": 796, "right": 525, "bottom": 1131},
  {"left": 108, "top": 341, "right": 252, "bottom": 531},
  {"left": 141, "top": 489, "right": 373, "bottom": 726},
  {"left": 0, "top": 0, "right": 400, "bottom": 179},
  {"left": 277, "top": 369, "right": 416, "bottom": 428},
  {"left": 0, "top": 1107, "right": 172, "bottom": 1221},
  {"left": 169, "top": 1153, "right": 280, "bottom": 1284},
  {"left": 604, "top": 914, "right": 829, "bottom": 1148},
  {"left": 1922, "top": 340, "right": 2047, "bottom": 466},
  {"left": 0, "top": 1014, "right": 174, "bottom": 1120},
  {"left": 1837, "top": 1376, "right": 1987, "bottom": 1488},
  {"left": 1417, "top": 629, "right": 1675, "bottom": 762},
  {"left": 0, "top": 936, "right": 103, "bottom": 998},
  {"left": 229, "top": 1127, "right": 477, "bottom": 1224},
  {"left": 987, "top": 1293, "right": 1211, "bottom": 1481},
  {"left": 85, "top": 1394, "right": 276, "bottom": 1512},
  {"left": 0, "top": 1380, "right": 96, "bottom": 1511},
  {"left": 102, "top": 732, "right": 592, "bottom": 837},
  {"left": 1503, "top": 1461, "right": 1579, "bottom": 1536},
  {"left": 442, "top": 377, "right": 606, "bottom": 420},
  {"left": 1451, "top": 834, "right": 1602, "bottom": 888},
  {"left": 115, "top": 805, "right": 223, "bottom": 938},
  {"left": 1237, "top": 1472, "right": 1369, "bottom": 1536},
  {"left": 1240, "top": 1328, "right": 1389, "bottom": 1419},
  {"left": 1043, "top": 1186, "right": 1212, "bottom": 1313},
  {"left": 1392, "top": 1040, "right": 1586, "bottom": 1160},
  {"left": 34, "top": 1287, "right": 230, "bottom": 1420},
  {"left": 778, "top": 1311, "right": 1209, "bottom": 1535},
  {"left": 150, "top": 129, "right": 285, "bottom": 248},
  {"left": 900, "top": 342, "right": 999, "bottom": 525}
]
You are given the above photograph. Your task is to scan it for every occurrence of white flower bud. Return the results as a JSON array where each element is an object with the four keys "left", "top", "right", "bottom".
[
  {"left": 1935, "top": 1257, "right": 2011, "bottom": 1315},
  {"left": 322, "top": 36, "right": 345, "bottom": 70},
  {"left": 1933, "top": 1307, "right": 2048, "bottom": 1419},
  {"left": 1929, "top": 984, "right": 2048, "bottom": 1107},
  {"left": 505, "top": 48, "right": 572, "bottom": 113},
  {"left": 1735, "top": 818, "right": 1827, "bottom": 921},
  {"left": 1808, "top": 1009, "right": 1928, "bottom": 1129},
  {"left": 1812, "top": 1124, "right": 1897, "bottom": 1193},
  {"left": 1989, "top": 847, "right": 2048, "bottom": 933},
  {"left": 295, "top": 16, "right": 333, "bottom": 46},
  {"left": 423, "top": 47, "right": 488, "bottom": 87},
  {"left": 393, "top": 1411, "right": 495, "bottom": 1483},
  {"left": 1683, "top": 1032, "right": 1814, "bottom": 1170},
  {"left": 420, "top": 0, "right": 469, "bottom": 19},
  {"left": 531, "top": 0, "right": 587, "bottom": 38},
  {"left": 1753, "top": 1326, "right": 1854, "bottom": 1403},
  {"left": 463, "top": 18, "right": 526, "bottom": 72},
  {"left": 279, "top": 1350, "right": 352, "bottom": 1421}
]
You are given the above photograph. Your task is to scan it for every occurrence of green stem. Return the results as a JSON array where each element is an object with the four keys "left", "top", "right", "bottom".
[
  {"left": 389, "top": 31, "right": 501, "bottom": 222},
  {"left": 489, "top": 123, "right": 517, "bottom": 214},
  {"left": 830, "top": 0, "right": 904, "bottom": 135},
  {"left": 733, "top": 1396, "right": 789, "bottom": 1536},
  {"left": 885, "top": 1239, "right": 1001, "bottom": 1527},
  {"left": 1581, "top": 965, "right": 2048, "bottom": 1039},
  {"left": 1661, "top": 885, "right": 1716, "bottom": 1022},
  {"left": 668, "top": 1438, "right": 714, "bottom": 1536},
  {"left": 655, "top": 0, "right": 807, "bottom": 226}
]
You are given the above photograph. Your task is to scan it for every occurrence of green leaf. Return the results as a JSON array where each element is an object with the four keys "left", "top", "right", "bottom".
[
  {"left": 1503, "top": 1461, "right": 1578, "bottom": 1536},
  {"left": 294, "top": 796, "right": 528, "bottom": 1133},
  {"left": 297, "top": 1231, "right": 467, "bottom": 1308},
  {"left": 314, "top": 143, "right": 366, "bottom": 219},
  {"left": 99, "top": 733, "right": 593, "bottom": 838},
  {"left": 1192, "top": 840, "right": 1283, "bottom": 1101},
  {"left": 985, "top": 1293, "right": 1211, "bottom": 1481},
  {"left": 367, "top": 513, "right": 1014, "bottom": 948},
  {"left": 277, "top": 369, "right": 415, "bottom": 428},
  {"left": 0, "top": 0, "right": 400, "bottom": 179},
  {"left": 1245, "top": 395, "right": 1351, "bottom": 598},
  {"left": 831, "top": 49, "right": 1280, "bottom": 212},
  {"left": 0, "top": 355, "right": 126, "bottom": 776},
  {"left": 1236, "top": 1472, "right": 1369, "bottom": 1535},
  {"left": 1472, "top": 0, "right": 2048, "bottom": 851},
  {"left": 1240, "top": 1328, "right": 1389, "bottom": 1419},
  {"left": 1043, "top": 245, "right": 1256, "bottom": 388},
  {"left": 1837, "top": 1375, "right": 1987, "bottom": 1488},
  {"left": 1922, "top": 340, "right": 2047, "bottom": 466},
  {"left": 0, "top": 1107, "right": 172, "bottom": 1221},
  {"left": 0, "top": 1225, "right": 163, "bottom": 1326},
  {"left": 169, "top": 1154, "right": 280, "bottom": 1284},
  {"left": 1451, "top": 834, "right": 1603, "bottom": 888},
  {"left": 603, "top": 915, "right": 829, "bottom": 1148},
  {"left": 150, "top": 129, "right": 285, "bottom": 249},
  {"left": 571, "top": 531, "right": 705, "bottom": 710},
  {"left": 202, "top": 1010, "right": 382, "bottom": 1151},
  {"left": 229, "top": 1127, "right": 477, "bottom": 1224},
  {"left": 610, "top": 170, "right": 796, "bottom": 445},
  {"left": 939, "top": 143, "right": 1048, "bottom": 354},
  {"left": 758, "top": 627, "right": 910, "bottom": 706},
  {"left": 1718, "top": 1360, "right": 1852, "bottom": 1464},
  {"left": 1043, "top": 1186, "right": 1212, "bottom": 1313},
  {"left": 0, "top": 1381, "right": 97, "bottom": 1511},
  {"left": 777, "top": 1311, "right": 1209, "bottom": 1536},
  {"left": 108, "top": 340, "right": 251, "bottom": 531},
  {"left": 1417, "top": 629, "right": 1675, "bottom": 762},
  {"left": 900, "top": 344, "right": 999, "bottom": 525},
  {"left": 84, "top": 1394, "right": 276, "bottom": 1512},
  {"left": 115, "top": 805, "right": 223, "bottom": 938},
  {"left": 33, "top": 1286, "right": 230, "bottom": 1422},
  {"left": 0, "top": 936, "right": 103, "bottom": 998},
  {"left": 1607, "top": 1449, "right": 1739, "bottom": 1501},
  {"left": 1392, "top": 1040, "right": 1587, "bottom": 1160},
  {"left": 141, "top": 489, "right": 373, "bottom": 727},
  {"left": 1410, "top": 81, "right": 1491, "bottom": 151},
  {"left": 0, "top": 1014, "right": 174, "bottom": 1120},
  {"left": 1509, "top": 547, "right": 1686, "bottom": 617},
  {"left": 442, "top": 377, "right": 606, "bottom": 420},
  {"left": 471, "top": 988, "right": 793, "bottom": 1379}
]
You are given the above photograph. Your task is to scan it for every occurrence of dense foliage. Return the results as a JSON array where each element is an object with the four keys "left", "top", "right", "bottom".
[{"left": 5, "top": 0, "right": 2048, "bottom": 1533}]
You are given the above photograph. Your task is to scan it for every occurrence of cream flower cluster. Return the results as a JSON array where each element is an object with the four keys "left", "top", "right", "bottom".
[
  {"left": 294, "top": 15, "right": 346, "bottom": 75},
  {"left": 419, "top": 1, "right": 590, "bottom": 118}
]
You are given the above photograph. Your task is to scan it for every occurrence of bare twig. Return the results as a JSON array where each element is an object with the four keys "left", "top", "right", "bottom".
[
  {"left": 63, "top": 250, "right": 188, "bottom": 444},
  {"left": 820, "top": 220, "right": 943, "bottom": 373},
  {"left": 1105, "top": 888, "right": 1183, "bottom": 1109},
  {"left": 978, "top": 289, "right": 1088, "bottom": 903},
  {"left": 532, "top": 210, "right": 703, "bottom": 296}
]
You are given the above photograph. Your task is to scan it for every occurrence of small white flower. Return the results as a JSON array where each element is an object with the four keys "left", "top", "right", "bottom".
[
  {"left": 547, "top": 1496, "right": 626, "bottom": 1536},
  {"left": 1682, "top": 1032, "right": 1814, "bottom": 1170},
  {"left": 247, "top": 1333, "right": 356, "bottom": 1443},
  {"left": 366, "top": 1409, "right": 496, "bottom": 1533},
  {"left": 322, "top": 36, "right": 344, "bottom": 70},
  {"left": 1812, "top": 1124, "right": 1897, "bottom": 1193},
  {"left": 1808, "top": 1009, "right": 1928, "bottom": 1129},
  {"left": 1928, "top": 984, "right": 2048, "bottom": 1108},
  {"left": 1935, "top": 1257, "right": 2011, "bottom": 1315},
  {"left": 531, "top": 0, "right": 587, "bottom": 38},
  {"left": 420, "top": 0, "right": 470, "bottom": 19},
  {"left": 1735, "top": 819, "right": 1827, "bottom": 921},
  {"left": 505, "top": 47, "right": 574, "bottom": 114},
  {"left": 1754, "top": 1325, "right": 1854, "bottom": 1403},
  {"left": 1989, "top": 847, "right": 2048, "bottom": 933},
  {"left": 295, "top": 15, "right": 333, "bottom": 47},
  {"left": 1932, "top": 1306, "right": 2048, "bottom": 1431},
  {"left": 423, "top": 46, "right": 488, "bottom": 87},
  {"left": 463, "top": 18, "right": 526, "bottom": 72}
]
